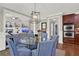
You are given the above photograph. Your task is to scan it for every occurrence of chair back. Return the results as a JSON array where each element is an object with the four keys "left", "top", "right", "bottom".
[
  {"left": 41, "top": 32, "right": 47, "bottom": 41},
  {"left": 7, "top": 38, "right": 18, "bottom": 56},
  {"left": 12, "top": 33, "right": 28, "bottom": 45},
  {"left": 37, "top": 35, "right": 59, "bottom": 56},
  {"left": 51, "top": 35, "right": 59, "bottom": 56},
  {"left": 37, "top": 40, "right": 54, "bottom": 56}
]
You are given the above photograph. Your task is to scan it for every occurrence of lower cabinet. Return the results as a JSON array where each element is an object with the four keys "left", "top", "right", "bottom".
[
  {"left": 75, "top": 34, "right": 79, "bottom": 45},
  {"left": 64, "top": 34, "right": 79, "bottom": 45},
  {"left": 64, "top": 38, "right": 75, "bottom": 44}
]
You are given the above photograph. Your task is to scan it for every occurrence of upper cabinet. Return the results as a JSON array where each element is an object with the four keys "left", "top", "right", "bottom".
[
  {"left": 75, "top": 14, "right": 79, "bottom": 28},
  {"left": 63, "top": 14, "right": 75, "bottom": 24}
]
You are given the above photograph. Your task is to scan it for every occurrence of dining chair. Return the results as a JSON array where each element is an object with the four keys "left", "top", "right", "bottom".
[
  {"left": 7, "top": 38, "right": 32, "bottom": 56},
  {"left": 13, "top": 33, "right": 36, "bottom": 49},
  {"left": 32, "top": 34, "right": 59, "bottom": 56},
  {"left": 51, "top": 35, "right": 59, "bottom": 56},
  {"left": 41, "top": 32, "right": 48, "bottom": 41}
]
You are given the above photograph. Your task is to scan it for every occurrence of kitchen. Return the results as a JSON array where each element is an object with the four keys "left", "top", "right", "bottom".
[{"left": 63, "top": 14, "right": 79, "bottom": 44}]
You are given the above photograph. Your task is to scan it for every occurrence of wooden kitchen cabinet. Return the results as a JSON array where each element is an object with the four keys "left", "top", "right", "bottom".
[
  {"left": 75, "top": 14, "right": 79, "bottom": 27},
  {"left": 75, "top": 34, "right": 79, "bottom": 45},
  {"left": 64, "top": 38, "right": 75, "bottom": 44},
  {"left": 63, "top": 14, "right": 79, "bottom": 44},
  {"left": 63, "top": 14, "right": 75, "bottom": 44},
  {"left": 63, "top": 14, "right": 75, "bottom": 24},
  {"left": 74, "top": 14, "right": 79, "bottom": 45}
]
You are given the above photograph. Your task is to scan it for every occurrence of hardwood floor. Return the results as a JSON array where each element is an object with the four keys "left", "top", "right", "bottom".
[
  {"left": 57, "top": 43, "right": 79, "bottom": 56},
  {"left": 0, "top": 48, "right": 10, "bottom": 56}
]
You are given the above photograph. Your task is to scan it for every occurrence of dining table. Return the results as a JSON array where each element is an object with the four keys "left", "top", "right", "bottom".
[{"left": 6, "top": 33, "right": 39, "bottom": 50}]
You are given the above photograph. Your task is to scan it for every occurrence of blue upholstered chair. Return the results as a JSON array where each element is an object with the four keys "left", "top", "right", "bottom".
[
  {"left": 41, "top": 32, "right": 47, "bottom": 41},
  {"left": 6, "top": 33, "right": 37, "bottom": 50},
  {"left": 12, "top": 34, "right": 27, "bottom": 47},
  {"left": 32, "top": 40, "right": 53, "bottom": 56},
  {"left": 6, "top": 34, "right": 27, "bottom": 48},
  {"left": 7, "top": 38, "right": 32, "bottom": 56},
  {"left": 51, "top": 35, "right": 59, "bottom": 56},
  {"left": 13, "top": 33, "right": 36, "bottom": 50},
  {"left": 32, "top": 35, "right": 59, "bottom": 56}
]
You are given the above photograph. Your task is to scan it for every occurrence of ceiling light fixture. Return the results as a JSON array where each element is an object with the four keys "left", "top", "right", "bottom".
[{"left": 31, "top": 3, "right": 40, "bottom": 23}]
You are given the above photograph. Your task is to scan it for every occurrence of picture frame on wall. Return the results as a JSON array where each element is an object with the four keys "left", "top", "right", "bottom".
[{"left": 41, "top": 22, "right": 47, "bottom": 31}]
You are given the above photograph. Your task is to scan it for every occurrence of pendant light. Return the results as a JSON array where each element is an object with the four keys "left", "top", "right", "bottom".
[{"left": 31, "top": 3, "right": 40, "bottom": 23}]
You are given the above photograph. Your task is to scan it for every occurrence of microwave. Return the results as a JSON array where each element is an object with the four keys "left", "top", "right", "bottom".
[
  {"left": 64, "top": 24, "right": 74, "bottom": 31},
  {"left": 64, "top": 32, "right": 74, "bottom": 38}
]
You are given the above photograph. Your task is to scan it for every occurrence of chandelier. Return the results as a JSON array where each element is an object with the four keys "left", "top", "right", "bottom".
[{"left": 30, "top": 3, "right": 40, "bottom": 23}]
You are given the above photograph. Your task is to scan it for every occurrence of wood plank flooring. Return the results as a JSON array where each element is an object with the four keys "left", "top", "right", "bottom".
[{"left": 57, "top": 43, "right": 79, "bottom": 56}]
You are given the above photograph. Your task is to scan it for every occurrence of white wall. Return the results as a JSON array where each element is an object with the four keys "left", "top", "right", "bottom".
[
  {"left": 0, "top": 8, "right": 31, "bottom": 51},
  {"left": 4, "top": 9, "right": 30, "bottom": 26},
  {"left": 56, "top": 15, "right": 63, "bottom": 44},
  {"left": 46, "top": 13, "right": 63, "bottom": 44},
  {"left": 0, "top": 7, "right": 6, "bottom": 51}
]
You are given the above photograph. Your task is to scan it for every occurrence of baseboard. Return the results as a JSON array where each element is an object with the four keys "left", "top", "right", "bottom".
[{"left": 0, "top": 47, "right": 6, "bottom": 51}]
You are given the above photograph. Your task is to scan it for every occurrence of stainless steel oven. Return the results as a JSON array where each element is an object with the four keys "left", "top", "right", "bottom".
[
  {"left": 64, "top": 24, "right": 74, "bottom": 31},
  {"left": 64, "top": 32, "right": 74, "bottom": 38}
]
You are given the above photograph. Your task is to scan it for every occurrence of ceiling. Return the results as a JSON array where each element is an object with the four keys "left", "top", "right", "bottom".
[{"left": 0, "top": 3, "right": 79, "bottom": 18}]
